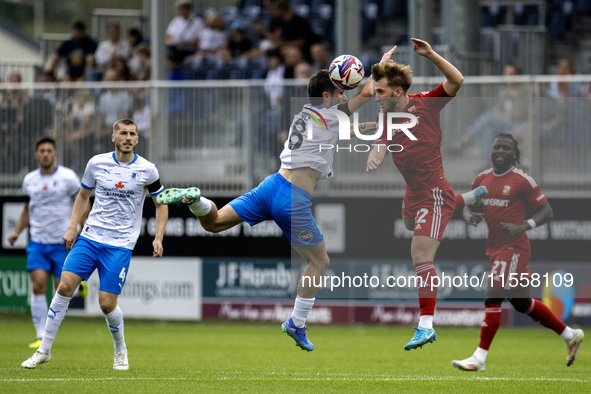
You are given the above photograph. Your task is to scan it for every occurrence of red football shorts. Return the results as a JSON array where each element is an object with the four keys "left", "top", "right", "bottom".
[
  {"left": 487, "top": 251, "right": 531, "bottom": 289},
  {"left": 402, "top": 187, "right": 455, "bottom": 241}
]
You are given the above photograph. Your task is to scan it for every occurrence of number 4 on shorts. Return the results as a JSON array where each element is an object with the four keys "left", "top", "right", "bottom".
[{"left": 119, "top": 267, "right": 126, "bottom": 282}]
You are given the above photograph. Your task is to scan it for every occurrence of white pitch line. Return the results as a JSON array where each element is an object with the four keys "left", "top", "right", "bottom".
[{"left": 3, "top": 374, "right": 590, "bottom": 383}]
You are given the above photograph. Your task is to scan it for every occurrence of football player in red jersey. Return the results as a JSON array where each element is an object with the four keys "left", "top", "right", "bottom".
[
  {"left": 366, "top": 39, "right": 464, "bottom": 350},
  {"left": 451, "top": 133, "right": 584, "bottom": 371}
]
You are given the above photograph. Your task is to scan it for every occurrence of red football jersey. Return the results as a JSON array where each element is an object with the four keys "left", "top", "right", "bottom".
[
  {"left": 374, "top": 83, "right": 453, "bottom": 192},
  {"left": 472, "top": 166, "right": 547, "bottom": 256}
]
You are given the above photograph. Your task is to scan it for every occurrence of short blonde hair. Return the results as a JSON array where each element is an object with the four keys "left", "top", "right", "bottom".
[
  {"left": 371, "top": 62, "right": 413, "bottom": 92},
  {"left": 113, "top": 118, "right": 138, "bottom": 134}
]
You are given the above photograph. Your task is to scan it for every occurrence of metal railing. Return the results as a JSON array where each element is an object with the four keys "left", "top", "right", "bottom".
[
  {"left": 0, "top": 59, "right": 43, "bottom": 83},
  {"left": 1, "top": 76, "right": 590, "bottom": 197}
]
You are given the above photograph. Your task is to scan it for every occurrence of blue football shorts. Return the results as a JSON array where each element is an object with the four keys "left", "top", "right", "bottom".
[
  {"left": 26, "top": 240, "right": 68, "bottom": 278},
  {"left": 229, "top": 172, "right": 324, "bottom": 246},
  {"left": 62, "top": 236, "right": 132, "bottom": 294}
]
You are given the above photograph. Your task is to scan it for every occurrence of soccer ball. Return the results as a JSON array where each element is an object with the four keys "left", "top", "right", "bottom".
[{"left": 329, "top": 54, "right": 365, "bottom": 90}]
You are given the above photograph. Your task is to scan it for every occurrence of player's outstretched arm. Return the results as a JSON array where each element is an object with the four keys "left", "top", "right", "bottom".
[
  {"left": 7, "top": 203, "right": 29, "bottom": 246},
  {"left": 350, "top": 122, "right": 377, "bottom": 137},
  {"left": 151, "top": 196, "right": 168, "bottom": 258},
  {"left": 347, "top": 75, "right": 375, "bottom": 113},
  {"left": 410, "top": 38, "right": 463, "bottom": 96},
  {"left": 380, "top": 45, "right": 397, "bottom": 64},
  {"left": 366, "top": 144, "right": 388, "bottom": 172},
  {"left": 64, "top": 187, "right": 92, "bottom": 250}
]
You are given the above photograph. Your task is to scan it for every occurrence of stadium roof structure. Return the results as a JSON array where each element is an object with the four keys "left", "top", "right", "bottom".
[{"left": 0, "top": 14, "right": 40, "bottom": 62}]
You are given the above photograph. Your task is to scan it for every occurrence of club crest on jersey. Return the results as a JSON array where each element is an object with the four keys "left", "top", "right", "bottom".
[
  {"left": 131, "top": 171, "right": 140, "bottom": 181},
  {"left": 407, "top": 105, "right": 417, "bottom": 113},
  {"left": 503, "top": 185, "right": 511, "bottom": 195}
]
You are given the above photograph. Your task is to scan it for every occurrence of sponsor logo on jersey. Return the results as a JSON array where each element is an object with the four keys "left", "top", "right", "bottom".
[
  {"left": 298, "top": 230, "right": 314, "bottom": 242},
  {"left": 115, "top": 181, "right": 125, "bottom": 189},
  {"left": 483, "top": 198, "right": 510, "bottom": 207}
]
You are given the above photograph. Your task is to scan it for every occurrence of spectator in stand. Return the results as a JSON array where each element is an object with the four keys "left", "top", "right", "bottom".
[
  {"left": 167, "top": 55, "right": 188, "bottom": 114},
  {"left": 1, "top": 72, "right": 29, "bottom": 172},
  {"left": 126, "top": 28, "right": 146, "bottom": 77},
  {"left": 294, "top": 61, "right": 313, "bottom": 80},
  {"left": 95, "top": 68, "right": 132, "bottom": 153},
  {"left": 46, "top": 20, "right": 97, "bottom": 82},
  {"left": 255, "top": 0, "right": 319, "bottom": 61},
  {"left": 310, "top": 43, "right": 330, "bottom": 74},
  {"left": 547, "top": 57, "right": 589, "bottom": 98},
  {"left": 132, "top": 43, "right": 152, "bottom": 81},
  {"left": 108, "top": 56, "right": 135, "bottom": 81},
  {"left": 264, "top": 49, "right": 285, "bottom": 111},
  {"left": 165, "top": 0, "right": 204, "bottom": 63},
  {"left": 36, "top": 71, "right": 57, "bottom": 104},
  {"left": 455, "top": 62, "right": 530, "bottom": 155},
  {"left": 64, "top": 90, "right": 95, "bottom": 172},
  {"left": 93, "top": 22, "right": 130, "bottom": 81},
  {"left": 219, "top": 19, "right": 264, "bottom": 71},
  {"left": 185, "top": 11, "right": 227, "bottom": 72},
  {"left": 281, "top": 44, "right": 304, "bottom": 79},
  {"left": 544, "top": 58, "right": 589, "bottom": 148}
]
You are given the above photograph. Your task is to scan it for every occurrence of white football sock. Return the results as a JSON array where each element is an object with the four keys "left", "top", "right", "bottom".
[
  {"left": 474, "top": 347, "right": 488, "bottom": 363},
  {"left": 291, "top": 296, "right": 315, "bottom": 327},
  {"left": 189, "top": 197, "right": 213, "bottom": 216},
  {"left": 39, "top": 293, "right": 71, "bottom": 353},
  {"left": 561, "top": 326, "right": 574, "bottom": 342},
  {"left": 418, "top": 315, "right": 434, "bottom": 330},
  {"left": 105, "top": 306, "right": 126, "bottom": 352},
  {"left": 461, "top": 190, "right": 477, "bottom": 205},
  {"left": 30, "top": 293, "right": 48, "bottom": 339}
]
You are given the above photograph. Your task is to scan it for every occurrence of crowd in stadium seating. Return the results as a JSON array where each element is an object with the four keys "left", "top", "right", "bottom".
[{"left": 14, "top": 0, "right": 587, "bottom": 84}]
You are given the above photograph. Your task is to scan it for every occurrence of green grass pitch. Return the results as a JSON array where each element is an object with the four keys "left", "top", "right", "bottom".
[{"left": 0, "top": 314, "right": 588, "bottom": 392}]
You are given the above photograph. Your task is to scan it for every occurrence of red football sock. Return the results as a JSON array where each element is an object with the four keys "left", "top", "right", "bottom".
[
  {"left": 455, "top": 194, "right": 465, "bottom": 209},
  {"left": 478, "top": 304, "right": 502, "bottom": 350},
  {"left": 415, "top": 262, "right": 437, "bottom": 316},
  {"left": 526, "top": 299, "right": 567, "bottom": 334}
]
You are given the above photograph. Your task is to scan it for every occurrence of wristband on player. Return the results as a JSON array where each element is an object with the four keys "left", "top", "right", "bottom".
[{"left": 527, "top": 218, "right": 536, "bottom": 229}]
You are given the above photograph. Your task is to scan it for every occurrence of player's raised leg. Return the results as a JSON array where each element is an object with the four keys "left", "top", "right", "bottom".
[
  {"left": 455, "top": 186, "right": 488, "bottom": 209},
  {"left": 156, "top": 187, "right": 201, "bottom": 205},
  {"left": 157, "top": 187, "right": 241, "bottom": 233}
]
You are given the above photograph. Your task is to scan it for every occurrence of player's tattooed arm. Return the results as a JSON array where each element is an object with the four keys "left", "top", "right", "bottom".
[{"left": 350, "top": 122, "right": 377, "bottom": 136}]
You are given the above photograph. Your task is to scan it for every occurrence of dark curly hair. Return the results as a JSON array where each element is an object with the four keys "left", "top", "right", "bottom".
[{"left": 494, "top": 132, "right": 521, "bottom": 165}]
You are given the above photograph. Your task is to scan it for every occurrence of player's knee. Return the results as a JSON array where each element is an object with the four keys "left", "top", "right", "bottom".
[
  {"left": 311, "top": 254, "right": 330, "bottom": 272},
  {"left": 56, "top": 281, "right": 76, "bottom": 298},
  {"left": 509, "top": 297, "right": 532, "bottom": 313},
  {"left": 31, "top": 282, "right": 47, "bottom": 294},
  {"left": 99, "top": 301, "right": 116, "bottom": 315},
  {"left": 201, "top": 221, "right": 224, "bottom": 233}
]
